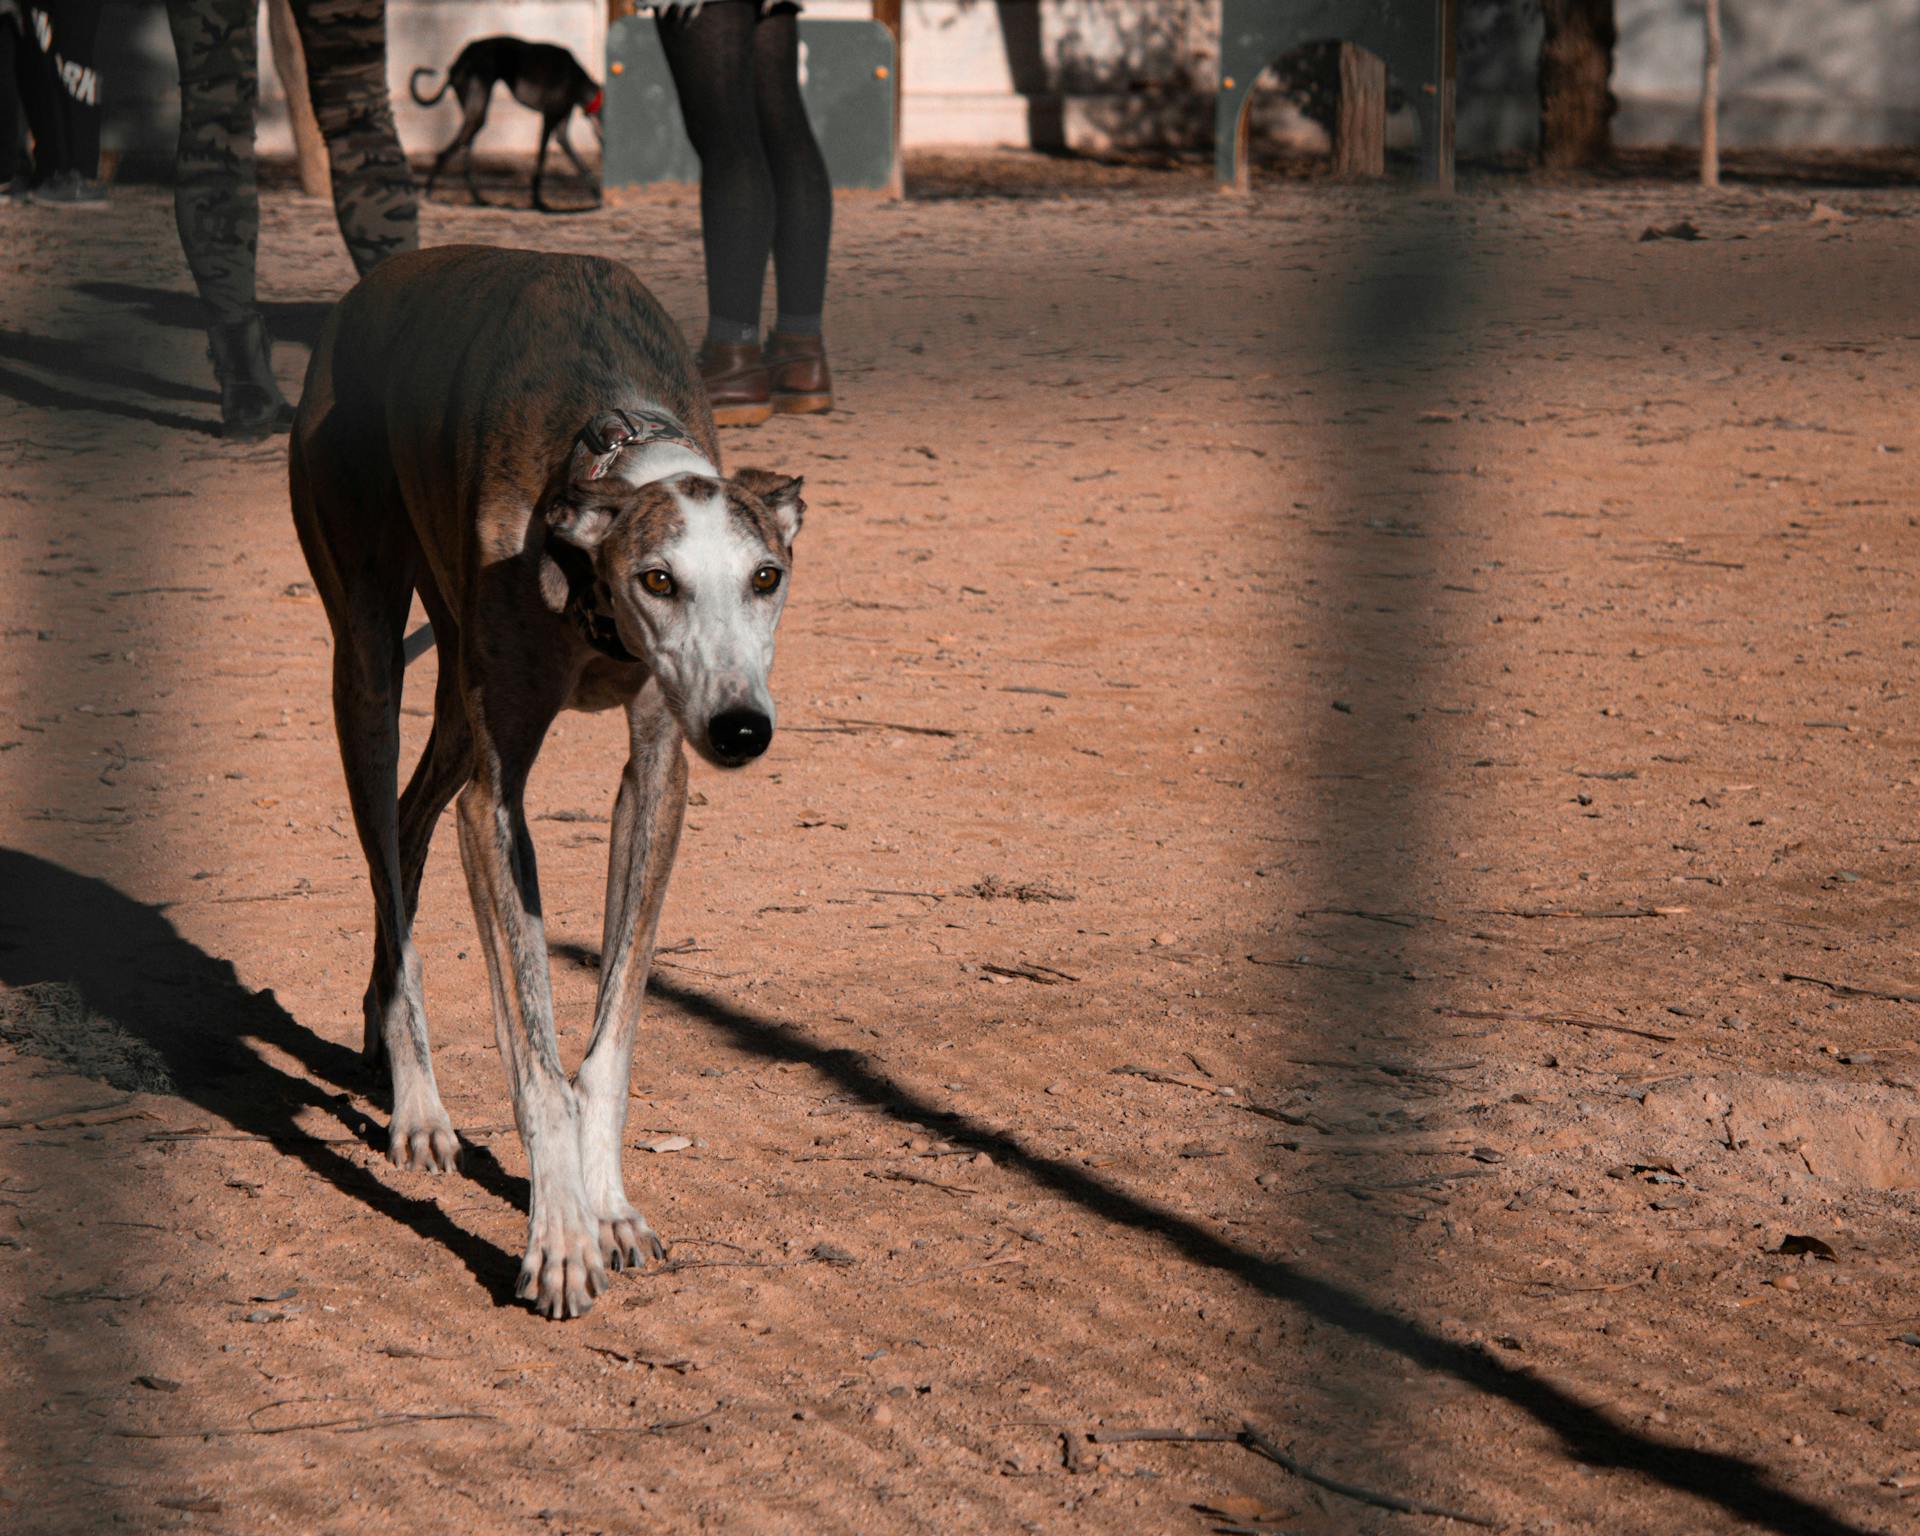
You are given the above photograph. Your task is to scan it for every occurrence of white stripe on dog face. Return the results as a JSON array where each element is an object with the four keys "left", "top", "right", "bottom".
[{"left": 635, "top": 479, "right": 787, "bottom": 762}]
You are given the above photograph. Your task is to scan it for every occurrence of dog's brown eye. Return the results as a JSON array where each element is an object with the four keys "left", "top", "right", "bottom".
[
  {"left": 640, "top": 569, "right": 675, "bottom": 597},
  {"left": 752, "top": 564, "right": 782, "bottom": 594}
]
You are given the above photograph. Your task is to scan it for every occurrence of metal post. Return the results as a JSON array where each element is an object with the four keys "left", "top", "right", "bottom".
[{"left": 873, "top": 0, "right": 904, "bottom": 197}]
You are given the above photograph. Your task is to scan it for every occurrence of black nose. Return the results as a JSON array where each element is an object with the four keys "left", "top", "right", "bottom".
[{"left": 709, "top": 708, "right": 772, "bottom": 763}]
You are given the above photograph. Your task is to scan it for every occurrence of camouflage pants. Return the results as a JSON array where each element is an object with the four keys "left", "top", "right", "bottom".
[{"left": 165, "top": 0, "right": 417, "bottom": 323}]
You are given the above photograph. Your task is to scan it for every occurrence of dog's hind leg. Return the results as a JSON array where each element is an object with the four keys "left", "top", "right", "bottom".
[
  {"left": 557, "top": 121, "right": 598, "bottom": 202},
  {"left": 573, "top": 686, "right": 685, "bottom": 1271},
  {"left": 394, "top": 585, "right": 469, "bottom": 915},
  {"left": 532, "top": 121, "right": 555, "bottom": 211},
  {"left": 292, "top": 440, "right": 460, "bottom": 1174},
  {"left": 449, "top": 79, "right": 492, "bottom": 207},
  {"left": 453, "top": 640, "right": 603, "bottom": 1318},
  {"left": 382, "top": 580, "right": 471, "bottom": 1073}
]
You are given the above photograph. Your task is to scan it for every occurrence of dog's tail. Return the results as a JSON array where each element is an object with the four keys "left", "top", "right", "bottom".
[
  {"left": 409, "top": 66, "right": 450, "bottom": 107},
  {"left": 403, "top": 624, "right": 435, "bottom": 664}
]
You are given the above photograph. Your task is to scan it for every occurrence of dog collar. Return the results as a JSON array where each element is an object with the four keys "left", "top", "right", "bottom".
[
  {"left": 566, "top": 589, "right": 639, "bottom": 664},
  {"left": 586, "top": 89, "right": 603, "bottom": 116},
  {"left": 577, "top": 406, "right": 708, "bottom": 483}
]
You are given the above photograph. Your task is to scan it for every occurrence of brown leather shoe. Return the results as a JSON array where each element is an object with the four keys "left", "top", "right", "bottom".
[
  {"left": 765, "top": 331, "right": 833, "bottom": 415},
  {"left": 698, "top": 340, "right": 773, "bottom": 427}
]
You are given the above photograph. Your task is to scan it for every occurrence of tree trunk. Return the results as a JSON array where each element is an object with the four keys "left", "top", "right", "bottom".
[
  {"left": 1539, "top": 0, "right": 1616, "bottom": 169},
  {"left": 265, "top": 0, "right": 330, "bottom": 200},
  {"left": 1334, "top": 44, "right": 1386, "bottom": 178},
  {"left": 1700, "top": 0, "right": 1721, "bottom": 188}
]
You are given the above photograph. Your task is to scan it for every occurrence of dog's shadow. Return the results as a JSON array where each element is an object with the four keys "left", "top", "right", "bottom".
[
  {"left": 0, "top": 848, "right": 524, "bottom": 1304},
  {"left": 73, "top": 282, "right": 334, "bottom": 349}
]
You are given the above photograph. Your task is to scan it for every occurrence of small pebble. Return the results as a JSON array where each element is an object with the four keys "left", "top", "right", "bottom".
[{"left": 869, "top": 1402, "right": 893, "bottom": 1426}]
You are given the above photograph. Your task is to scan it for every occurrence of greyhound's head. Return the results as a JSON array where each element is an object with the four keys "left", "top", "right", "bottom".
[{"left": 545, "top": 463, "right": 803, "bottom": 768}]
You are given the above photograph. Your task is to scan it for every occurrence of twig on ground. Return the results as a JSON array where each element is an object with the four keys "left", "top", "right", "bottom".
[
  {"left": 0, "top": 1097, "right": 133, "bottom": 1130},
  {"left": 1238, "top": 1422, "right": 1497, "bottom": 1527},
  {"left": 113, "top": 1410, "right": 495, "bottom": 1439},
  {"left": 980, "top": 961, "right": 1078, "bottom": 984},
  {"left": 1479, "top": 906, "right": 1685, "bottom": 920},
  {"left": 576, "top": 1402, "right": 725, "bottom": 1435},
  {"left": 1783, "top": 972, "right": 1920, "bottom": 1004},
  {"left": 899, "top": 1246, "right": 1025, "bottom": 1287},
  {"left": 1088, "top": 1427, "right": 1238, "bottom": 1444},
  {"left": 584, "top": 1345, "right": 696, "bottom": 1372},
  {"left": 1433, "top": 1006, "right": 1678, "bottom": 1044},
  {"left": 1246, "top": 955, "right": 1424, "bottom": 982},
  {"left": 823, "top": 716, "right": 960, "bottom": 738},
  {"left": 1300, "top": 907, "right": 1433, "bottom": 928},
  {"left": 1112, "top": 1064, "right": 1233, "bottom": 1097},
  {"left": 867, "top": 1168, "right": 981, "bottom": 1198},
  {"left": 1085, "top": 1422, "right": 1497, "bottom": 1527}
]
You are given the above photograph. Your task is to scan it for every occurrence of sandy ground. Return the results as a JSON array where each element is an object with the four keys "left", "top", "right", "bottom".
[{"left": 3, "top": 150, "right": 1920, "bottom": 1534}]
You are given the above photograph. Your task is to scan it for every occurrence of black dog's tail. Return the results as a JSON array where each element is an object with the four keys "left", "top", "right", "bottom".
[{"left": 410, "top": 66, "right": 450, "bottom": 107}]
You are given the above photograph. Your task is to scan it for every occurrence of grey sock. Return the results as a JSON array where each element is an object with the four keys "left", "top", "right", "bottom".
[
  {"left": 705, "top": 317, "right": 759, "bottom": 348},
  {"left": 773, "top": 313, "right": 822, "bottom": 337}
]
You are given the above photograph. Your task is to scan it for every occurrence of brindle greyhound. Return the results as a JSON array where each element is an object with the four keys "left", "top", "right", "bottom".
[{"left": 290, "top": 245, "right": 803, "bottom": 1319}]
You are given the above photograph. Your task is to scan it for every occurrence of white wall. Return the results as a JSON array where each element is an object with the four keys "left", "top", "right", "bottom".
[
  {"left": 1613, "top": 0, "right": 1920, "bottom": 147},
  {"left": 98, "top": 0, "right": 1920, "bottom": 169},
  {"left": 258, "top": 0, "right": 606, "bottom": 157}
]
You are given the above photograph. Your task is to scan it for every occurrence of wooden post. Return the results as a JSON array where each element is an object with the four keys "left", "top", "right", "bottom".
[
  {"left": 1334, "top": 44, "right": 1386, "bottom": 177},
  {"left": 1700, "top": 0, "right": 1721, "bottom": 188},
  {"left": 265, "top": 0, "right": 329, "bottom": 200},
  {"left": 1435, "top": 0, "right": 1457, "bottom": 194},
  {"left": 873, "top": 0, "right": 903, "bottom": 197}
]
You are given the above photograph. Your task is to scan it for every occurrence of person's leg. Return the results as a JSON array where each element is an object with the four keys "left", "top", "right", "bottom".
[
  {"left": 164, "top": 0, "right": 258, "bottom": 324},
  {"left": 749, "top": 3, "right": 833, "bottom": 413},
  {"left": 750, "top": 4, "right": 829, "bottom": 336},
  {"left": 1, "top": 14, "right": 26, "bottom": 191},
  {"left": 290, "top": 0, "right": 416, "bottom": 276},
  {"left": 165, "top": 0, "right": 286, "bottom": 437},
  {"left": 47, "top": 0, "right": 103, "bottom": 179},
  {"left": 657, "top": 0, "right": 773, "bottom": 346},
  {"left": 17, "top": 2, "right": 65, "bottom": 183}
]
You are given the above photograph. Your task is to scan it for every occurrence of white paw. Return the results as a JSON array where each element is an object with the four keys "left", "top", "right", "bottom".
[
  {"left": 519, "top": 1197, "right": 608, "bottom": 1320},
  {"left": 387, "top": 1104, "right": 459, "bottom": 1173},
  {"left": 597, "top": 1199, "right": 667, "bottom": 1272}
]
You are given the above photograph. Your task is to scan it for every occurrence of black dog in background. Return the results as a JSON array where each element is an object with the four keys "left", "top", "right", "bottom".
[{"left": 411, "top": 36, "right": 603, "bottom": 212}]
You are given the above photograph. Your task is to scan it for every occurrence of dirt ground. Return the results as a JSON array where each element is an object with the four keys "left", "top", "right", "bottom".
[{"left": 3, "top": 149, "right": 1920, "bottom": 1535}]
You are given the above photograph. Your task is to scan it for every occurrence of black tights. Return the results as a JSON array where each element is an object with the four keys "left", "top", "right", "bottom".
[{"left": 657, "top": 0, "right": 831, "bottom": 343}]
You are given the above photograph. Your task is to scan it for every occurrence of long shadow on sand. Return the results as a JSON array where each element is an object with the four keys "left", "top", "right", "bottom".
[
  {"left": 0, "top": 849, "right": 1872, "bottom": 1536},
  {"left": 640, "top": 967, "right": 1872, "bottom": 1536},
  {"left": 0, "top": 847, "right": 523, "bottom": 1304}
]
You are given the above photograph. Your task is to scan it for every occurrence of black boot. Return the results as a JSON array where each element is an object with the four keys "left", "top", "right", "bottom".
[{"left": 207, "top": 313, "right": 291, "bottom": 441}]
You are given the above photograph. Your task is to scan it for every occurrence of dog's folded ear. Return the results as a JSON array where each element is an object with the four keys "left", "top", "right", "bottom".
[
  {"left": 731, "top": 468, "right": 805, "bottom": 546},
  {"left": 539, "top": 494, "right": 619, "bottom": 614},
  {"left": 545, "top": 496, "right": 616, "bottom": 550}
]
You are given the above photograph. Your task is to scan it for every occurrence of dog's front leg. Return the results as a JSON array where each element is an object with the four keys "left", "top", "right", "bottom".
[
  {"left": 455, "top": 698, "right": 604, "bottom": 1319},
  {"left": 574, "top": 689, "right": 687, "bottom": 1271}
]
